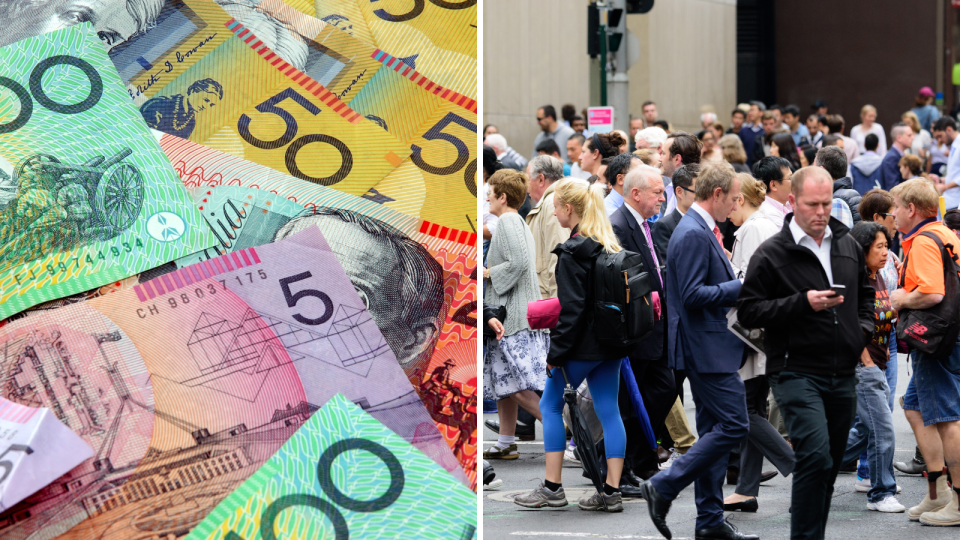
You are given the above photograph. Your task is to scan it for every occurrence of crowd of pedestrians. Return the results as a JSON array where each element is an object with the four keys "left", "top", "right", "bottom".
[{"left": 482, "top": 92, "right": 960, "bottom": 540}]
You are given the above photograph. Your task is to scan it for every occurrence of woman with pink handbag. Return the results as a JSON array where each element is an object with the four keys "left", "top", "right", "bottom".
[{"left": 513, "top": 178, "right": 630, "bottom": 513}]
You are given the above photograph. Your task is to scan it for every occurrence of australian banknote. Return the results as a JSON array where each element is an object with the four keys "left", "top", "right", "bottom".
[
  {"left": 287, "top": 0, "right": 477, "bottom": 99},
  {"left": 0, "top": 226, "right": 463, "bottom": 540},
  {"left": 0, "top": 24, "right": 213, "bottom": 320},
  {"left": 221, "top": 0, "right": 479, "bottom": 231},
  {"left": 185, "top": 394, "right": 476, "bottom": 540},
  {"left": 162, "top": 134, "right": 479, "bottom": 487}
]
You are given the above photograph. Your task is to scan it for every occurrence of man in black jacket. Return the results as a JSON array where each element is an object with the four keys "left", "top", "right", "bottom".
[
  {"left": 652, "top": 163, "right": 699, "bottom": 257},
  {"left": 610, "top": 164, "right": 674, "bottom": 482},
  {"left": 737, "top": 166, "right": 874, "bottom": 540},
  {"left": 815, "top": 145, "right": 862, "bottom": 224}
]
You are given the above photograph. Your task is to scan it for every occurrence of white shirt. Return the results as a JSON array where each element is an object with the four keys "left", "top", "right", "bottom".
[
  {"left": 758, "top": 197, "right": 791, "bottom": 230},
  {"left": 625, "top": 202, "right": 660, "bottom": 270},
  {"left": 570, "top": 162, "right": 592, "bottom": 180},
  {"left": 788, "top": 217, "right": 834, "bottom": 284},
  {"left": 690, "top": 202, "right": 716, "bottom": 234},
  {"left": 850, "top": 123, "right": 888, "bottom": 156},
  {"left": 946, "top": 134, "right": 960, "bottom": 209}
]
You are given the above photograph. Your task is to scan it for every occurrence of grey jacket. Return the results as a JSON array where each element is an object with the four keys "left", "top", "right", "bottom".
[{"left": 485, "top": 212, "right": 544, "bottom": 337}]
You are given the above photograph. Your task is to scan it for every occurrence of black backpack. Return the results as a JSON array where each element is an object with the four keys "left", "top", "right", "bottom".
[
  {"left": 897, "top": 231, "right": 960, "bottom": 359},
  {"left": 590, "top": 249, "right": 656, "bottom": 350}
]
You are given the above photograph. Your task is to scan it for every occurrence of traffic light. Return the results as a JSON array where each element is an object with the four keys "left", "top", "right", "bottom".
[
  {"left": 607, "top": 7, "right": 623, "bottom": 52},
  {"left": 627, "top": 0, "right": 655, "bottom": 14}
]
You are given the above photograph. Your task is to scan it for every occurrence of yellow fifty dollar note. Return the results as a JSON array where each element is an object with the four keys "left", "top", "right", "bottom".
[{"left": 120, "top": 0, "right": 409, "bottom": 195}]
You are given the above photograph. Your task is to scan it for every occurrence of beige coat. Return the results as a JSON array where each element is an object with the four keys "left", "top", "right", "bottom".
[{"left": 525, "top": 184, "right": 570, "bottom": 299}]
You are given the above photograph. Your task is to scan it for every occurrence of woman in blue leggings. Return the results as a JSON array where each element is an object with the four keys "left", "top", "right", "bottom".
[{"left": 514, "top": 178, "right": 627, "bottom": 512}]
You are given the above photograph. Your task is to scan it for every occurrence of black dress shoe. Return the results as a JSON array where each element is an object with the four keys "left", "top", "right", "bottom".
[
  {"left": 623, "top": 470, "right": 643, "bottom": 487},
  {"left": 636, "top": 469, "right": 660, "bottom": 481},
  {"left": 726, "top": 468, "right": 739, "bottom": 485},
  {"left": 723, "top": 497, "right": 758, "bottom": 512},
  {"left": 759, "top": 470, "right": 777, "bottom": 483},
  {"left": 620, "top": 483, "right": 644, "bottom": 499},
  {"left": 638, "top": 479, "right": 672, "bottom": 540},
  {"left": 838, "top": 460, "right": 857, "bottom": 473},
  {"left": 695, "top": 520, "right": 759, "bottom": 540},
  {"left": 483, "top": 420, "right": 535, "bottom": 441}
]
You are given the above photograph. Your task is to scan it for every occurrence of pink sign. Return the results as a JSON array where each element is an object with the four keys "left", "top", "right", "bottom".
[{"left": 587, "top": 106, "right": 615, "bottom": 133}]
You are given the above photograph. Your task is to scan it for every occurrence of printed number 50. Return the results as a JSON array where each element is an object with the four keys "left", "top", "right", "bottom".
[
  {"left": 0, "top": 444, "right": 33, "bottom": 485},
  {"left": 279, "top": 272, "right": 333, "bottom": 325},
  {"left": 411, "top": 112, "right": 477, "bottom": 197}
]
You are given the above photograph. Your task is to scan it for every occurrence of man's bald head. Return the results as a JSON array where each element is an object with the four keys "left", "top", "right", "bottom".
[{"left": 791, "top": 166, "right": 833, "bottom": 197}]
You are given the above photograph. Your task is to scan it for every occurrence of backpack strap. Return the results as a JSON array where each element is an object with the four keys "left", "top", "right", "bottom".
[{"left": 918, "top": 230, "right": 960, "bottom": 275}]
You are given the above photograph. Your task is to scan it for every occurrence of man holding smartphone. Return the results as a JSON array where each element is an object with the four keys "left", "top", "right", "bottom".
[{"left": 736, "top": 166, "right": 875, "bottom": 540}]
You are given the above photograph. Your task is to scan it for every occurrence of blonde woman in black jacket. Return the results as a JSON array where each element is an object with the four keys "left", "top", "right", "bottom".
[{"left": 514, "top": 179, "right": 629, "bottom": 513}]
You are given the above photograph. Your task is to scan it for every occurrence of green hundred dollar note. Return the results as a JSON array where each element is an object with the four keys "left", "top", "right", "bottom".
[
  {"left": 0, "top": 24, "right": 213, "bottom": 320},
  {"left": 185, "top": 393, "right": 477, "bottom": 540}
]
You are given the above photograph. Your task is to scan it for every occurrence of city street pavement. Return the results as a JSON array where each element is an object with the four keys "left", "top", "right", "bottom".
[{"left": 482, "top": 353, "right": 960, "bottom": 539}]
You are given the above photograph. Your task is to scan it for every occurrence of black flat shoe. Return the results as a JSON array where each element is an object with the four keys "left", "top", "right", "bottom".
[
  {"left": 620, "top": 483, "right": 644, "bottom": 499},
  {"left": 638, "top": 479, "right": 672, "bottom": 540},
  {"left": 759, "top": 470, "right": 777, "bottom": 483},
  {"left": 695, "top": 520, "right": 759, "bottom": 540},
  {"left": 483, "top": 419, "right": 535, "bottom": 441},
  {"left": 723, "top": 497, "right": 758, "bottom": 512}
]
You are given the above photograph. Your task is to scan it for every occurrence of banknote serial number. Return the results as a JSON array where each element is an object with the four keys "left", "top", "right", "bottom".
[
  {"left": 136, "top": 270, "right": 267, "bottom": 318},
  {"left": 12, "top": 240, "right": 145, "bottom": 285}
]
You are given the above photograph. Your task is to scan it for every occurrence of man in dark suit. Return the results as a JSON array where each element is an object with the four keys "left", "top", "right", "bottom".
[
  {"left": 639, "top": 162, "right": 757, "bottom": 540},
  {"left": 652, "top": 163, "right": 699, "bottom": 256},
  {"left": 609, "top": 165, "right": 675, "bottom": 482}
]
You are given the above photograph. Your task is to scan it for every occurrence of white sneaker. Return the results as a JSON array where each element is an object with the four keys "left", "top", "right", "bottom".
[
  {"left": 867, "top": 495, "right": 906, "bottom": 513},
  {"left": 483, "top": 478, "right": 504, "bottom": 490},
  {"left": 854, "top": 477, "right": 901, "bottom": 494},
  {"left": 563, "top": 445, "right": 581, "bottom": 468},
  {"left": 661, "top": 449, "right": 681, "bottom": 469}
]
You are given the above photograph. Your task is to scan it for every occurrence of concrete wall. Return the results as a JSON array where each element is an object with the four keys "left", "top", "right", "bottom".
[
  {"left": 483, "top": 0, "right": 737, "bottom": 158},
  {"left": 628, "top": 0, "right": 737, "bottom": 134},
  {"left": 483, "top": 0, "right": 592, "bottom": 160}
]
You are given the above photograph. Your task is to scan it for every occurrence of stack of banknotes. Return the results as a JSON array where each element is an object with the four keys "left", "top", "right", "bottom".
[{"left": 0, "top": 1, "right": 477, "bottom": 537}]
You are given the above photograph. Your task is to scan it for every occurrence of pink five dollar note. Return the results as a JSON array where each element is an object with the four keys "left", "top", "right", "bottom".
[
  {"left": 162, "top": 133, "right": 479, "bottom": 488},
  {"left": 0, "top": 226, "right": 462, "bottom": 540}
]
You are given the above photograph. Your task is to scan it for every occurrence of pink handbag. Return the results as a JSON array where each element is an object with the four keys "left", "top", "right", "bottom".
[{"left": 527, "top": 297, "right": 561, "bottom": 329}]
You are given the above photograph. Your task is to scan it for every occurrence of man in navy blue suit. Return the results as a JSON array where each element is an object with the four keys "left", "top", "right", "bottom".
[{"left": 638, "top": 162, "right": 757, "bottom": 540}]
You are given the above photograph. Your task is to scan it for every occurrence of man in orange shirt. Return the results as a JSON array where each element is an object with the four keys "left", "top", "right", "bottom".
[{"left": 890, "top": 178, "right": 960, "bottom": 527}]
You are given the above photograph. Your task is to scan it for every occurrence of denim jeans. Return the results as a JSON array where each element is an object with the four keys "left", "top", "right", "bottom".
[
  {"left": 843, "top": 365, "right": 897, "bottom": 503},
  {"left": 858, "top": 329, "right": 898, "bottom": 479}
]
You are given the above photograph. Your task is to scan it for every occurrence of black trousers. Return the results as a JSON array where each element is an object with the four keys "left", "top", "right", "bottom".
[
  {"left": 620, "top": 355, "right": 676, "bottom": 474},
  {"left": 768, "top": 371, "right": 856, "bottom": 540},
  {"left": 736, "top": 375, "right": 796, "bottom": 496}
]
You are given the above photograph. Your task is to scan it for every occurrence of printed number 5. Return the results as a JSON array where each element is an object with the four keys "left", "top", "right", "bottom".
[
  {"left": 411, "top": 112, "right": 476, "bottom": 176},
  {"left": 0, "top": 444, "right": 33, "bottom": 485},
  {"left": 279, "top": 272, "right": 333, "bottom": 325}
]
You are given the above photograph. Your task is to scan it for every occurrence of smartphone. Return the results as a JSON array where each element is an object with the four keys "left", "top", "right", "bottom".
[{"left": 830, "top": 284, "right": 846, "bottom": 297}]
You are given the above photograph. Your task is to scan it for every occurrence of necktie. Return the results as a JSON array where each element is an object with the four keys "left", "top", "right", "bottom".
[
  {"left": 713, "top": 224, "right": 724, "bottom": 246},
  {"left": 641, "top": 221, "right": 662, "bottom": 282}
]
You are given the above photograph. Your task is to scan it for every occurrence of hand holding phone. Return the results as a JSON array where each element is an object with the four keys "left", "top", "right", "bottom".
[{"left": 829, "top": 284, "right": 846, "bottom": 297}]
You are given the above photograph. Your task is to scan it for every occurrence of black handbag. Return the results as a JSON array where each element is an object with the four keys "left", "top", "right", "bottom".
[
  {"left": 483, "top": 304, "right": 507, "bottom": 341},
  {"left": 896, "top": 231, "right": 960, "bottom": 359}
]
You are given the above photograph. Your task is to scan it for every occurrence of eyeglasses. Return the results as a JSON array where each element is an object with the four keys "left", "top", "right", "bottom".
[
  {"left": 536, "top": 117, "right": 546, "bottom": 121},
  {"left": 879, "top": 213, "right": 894, "bottom": 218},
  {"left": 679, "top": 186, "right": 696, "bottom": 194}
]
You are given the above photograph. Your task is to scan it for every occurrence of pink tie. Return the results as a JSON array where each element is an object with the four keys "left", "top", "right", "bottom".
[
  {"left": 641, "top": 221, "right": 662, "bottom": 283},
  {"left": 713, "top": 224, "right": 724, "bottom": 246}
]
